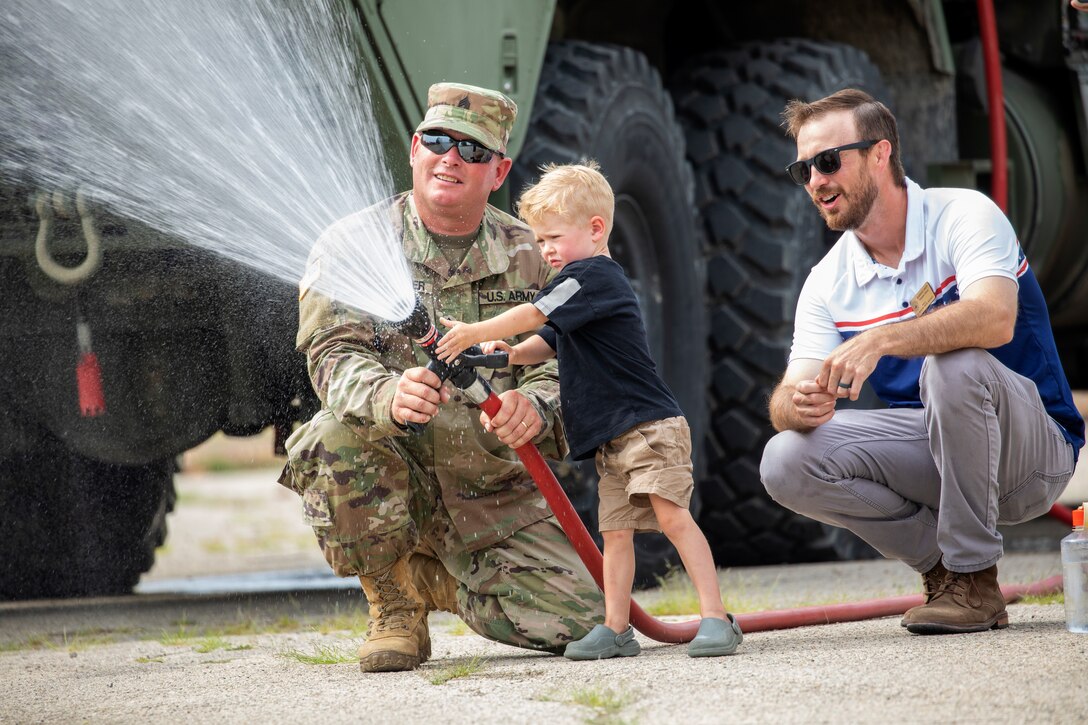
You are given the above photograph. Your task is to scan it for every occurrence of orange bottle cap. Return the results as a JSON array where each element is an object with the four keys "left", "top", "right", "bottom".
[{"left": 1074, "top": 506, "right": 1084, "bottom": 528}]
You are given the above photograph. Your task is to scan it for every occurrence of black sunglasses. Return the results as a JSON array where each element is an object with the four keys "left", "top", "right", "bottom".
[
  {"left": 786, "top": 139, "right": 879, "bottom": 185},
  {"left": 419, "top": 132, "right": 501, "bottom": 164}
]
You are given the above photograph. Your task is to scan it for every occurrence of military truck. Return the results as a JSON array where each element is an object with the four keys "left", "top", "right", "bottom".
[{"left": 2, "top": 0, "right": 1086, "bottom": 598}]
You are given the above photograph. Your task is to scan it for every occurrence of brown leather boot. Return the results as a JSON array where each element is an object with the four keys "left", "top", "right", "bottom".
[
  {"left": 900, "top": 559, "right": 949, "bottom": 627},
  {"left": 357, "top": 557, "right": 431, "bottom": 672},
  {"left": 408, "top": 553, "right": 460, "bottom": 614},
  {"left": 903, "top": 564, "right": 1009, "bottom": 634}
]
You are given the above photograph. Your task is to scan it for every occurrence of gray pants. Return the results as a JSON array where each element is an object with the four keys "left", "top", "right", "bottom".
[{"left": 760, "top": 349, "right": 1075, "bottom": 574}]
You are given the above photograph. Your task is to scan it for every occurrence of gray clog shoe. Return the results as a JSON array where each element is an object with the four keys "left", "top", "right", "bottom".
[
  {"left": 688, "top": 614, "right": 743, "bottom": 657},
  {"left": 563, "top": 624, "right": 641, "bottom": 660}
]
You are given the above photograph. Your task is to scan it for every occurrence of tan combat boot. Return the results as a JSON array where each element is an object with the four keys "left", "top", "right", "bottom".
[
  {"left": 357, "top": 557, "right": 431, "bottom": 672},
  {"left": 408, "top": 553, "right": 460, "bottom": 614},
  {"left": 900, "top": 559, "right": 949, "bottom": 627},
  {"left": 903, "top": 564, "right": 1008, "bottom": 634}
]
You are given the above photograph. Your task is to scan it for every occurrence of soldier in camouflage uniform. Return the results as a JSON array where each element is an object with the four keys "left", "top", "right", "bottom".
[{"left": 278, "top": 82, "right": 605, "bottom": 673}]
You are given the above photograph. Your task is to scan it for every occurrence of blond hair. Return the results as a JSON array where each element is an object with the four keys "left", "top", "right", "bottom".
[
  {"left": 782, "top": 88, "right": 906, "bottom": 188},
  {"left": 516, "top": 160, "right": 615, "bottom": 239}
]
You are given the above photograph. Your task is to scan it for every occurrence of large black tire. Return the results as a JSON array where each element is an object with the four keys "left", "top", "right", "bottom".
[
  {"left": 671, "top": 40, "right": 888, "bottom": 564},
  {"left": 511, "top": 41, "right": 705, "bottom": 586},
  {"left": 0, "top": 430, "right": 174, "bottom": 599}
]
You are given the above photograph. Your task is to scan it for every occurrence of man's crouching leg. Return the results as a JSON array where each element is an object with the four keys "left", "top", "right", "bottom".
[
  {"left": 278, "top": 410, "right": 430, "bottom": 672},
  {"left": 452, "top": 517, "right": 605, "bottom": 653}
]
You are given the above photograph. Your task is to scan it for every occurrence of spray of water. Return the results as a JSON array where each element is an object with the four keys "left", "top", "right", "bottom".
[{"left": 0, "top": 0, "right": 416, "bottom": 321}]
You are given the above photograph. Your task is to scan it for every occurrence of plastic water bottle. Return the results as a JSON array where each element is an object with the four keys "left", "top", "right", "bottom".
[{"left": 1062, "top": 503, "right": 1088, "bottom": 634}]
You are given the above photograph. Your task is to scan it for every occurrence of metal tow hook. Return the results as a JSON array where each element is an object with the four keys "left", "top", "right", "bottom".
[{"left": 33, "top": 189, "right": 103, "bottom": 284}]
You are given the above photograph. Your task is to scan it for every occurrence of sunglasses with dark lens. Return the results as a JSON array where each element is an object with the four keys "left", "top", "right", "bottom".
[
  {"left": 419, "top": 132, "right": 501, "bottom": 164},
  {"left": 786, "top": 139, "right": 879, "bottom": 185}
]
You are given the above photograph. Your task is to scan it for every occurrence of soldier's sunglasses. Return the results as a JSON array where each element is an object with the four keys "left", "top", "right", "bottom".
[
  {"left": 419, "top": 132, "right": 501, "bottom": 164},
  {"left": 786, "top": 139, "right": 879, "bottom": 185}
]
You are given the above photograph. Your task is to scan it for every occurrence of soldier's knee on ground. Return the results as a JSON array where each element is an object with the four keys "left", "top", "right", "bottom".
[{"left": 457, "top": 590, "right": 599, "bottom": 653}]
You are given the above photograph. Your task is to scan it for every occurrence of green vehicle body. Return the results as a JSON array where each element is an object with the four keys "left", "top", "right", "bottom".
[{"left": 2, "top": 0, "right": 1086, "bottom": 597}]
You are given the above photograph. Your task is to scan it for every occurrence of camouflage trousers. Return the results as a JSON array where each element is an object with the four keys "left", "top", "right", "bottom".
[{"left": 278, "top": 409, "right": 604, "bottom": 651}]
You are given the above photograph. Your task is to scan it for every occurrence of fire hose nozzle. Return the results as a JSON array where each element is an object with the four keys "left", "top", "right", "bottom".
[{"left": 392, "top": 298, "right": 435, "bottom": 343}]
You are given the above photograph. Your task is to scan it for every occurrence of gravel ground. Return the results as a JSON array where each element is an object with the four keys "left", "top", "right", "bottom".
[
  {"left": 2, "top": 597, "right": 1085, "bottom": 724},
  {"left": 1, "top": 468, "right": 1086, "bottom": 723}
]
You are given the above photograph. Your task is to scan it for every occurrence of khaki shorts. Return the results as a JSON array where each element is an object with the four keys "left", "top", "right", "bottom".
[{"left": 594, "top": 416, "right": 694, "bottom": 533}]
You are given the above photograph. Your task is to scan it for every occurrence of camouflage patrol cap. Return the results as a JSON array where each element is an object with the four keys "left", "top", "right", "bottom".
[{"left": 415, "top": 82, "right": 517, "bottom": 154}]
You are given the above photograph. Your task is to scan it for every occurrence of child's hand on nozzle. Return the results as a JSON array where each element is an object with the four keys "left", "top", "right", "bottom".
[
  {"left": 436, "top": 317, "right": 478, "bottom": 361},
  {"left": 481, "top": 340, "right": 516, "bottom": 364}
]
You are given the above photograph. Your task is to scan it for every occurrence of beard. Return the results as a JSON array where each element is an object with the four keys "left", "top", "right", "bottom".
[{"left": 813, "top": 169, "right": 878, "bottom": 231}]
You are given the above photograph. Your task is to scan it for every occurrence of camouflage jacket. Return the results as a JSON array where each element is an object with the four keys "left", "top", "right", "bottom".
[{"left": 296, "top": 192, "right": 566, "bottom": 550}]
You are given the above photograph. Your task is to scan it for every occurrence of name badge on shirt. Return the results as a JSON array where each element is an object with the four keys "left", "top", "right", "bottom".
[
  {"left": 479, "top": 289, "right": 539, "bottom": 304},
  {"left": 911, "top": 282, "right": 936, "bottom": 316}
]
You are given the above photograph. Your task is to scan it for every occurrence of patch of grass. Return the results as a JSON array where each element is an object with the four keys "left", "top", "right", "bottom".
[
  {"left": 193, "top": 636, "right": 232, "bottom": 653},
  {"left": 0, "top": 634, "right": 58, "bottom": 653},
  {"left": 135, "top": 655, "right": 165, "bottom": 664},
  {"left": 569, "top": 684, "right": 633, "bottom": 714},
  {"left": 643, "top": 568, "right": 789, "bottom": 616},
  {"left": 219, "top": 615, "right": 301, "bottom": 636},
  {"left": 191, "top": 635, "right": 252, "bottom": 653},
  {"left": 642, "top": 569, "right": 702, "bottom": 617},
  {"left": 159, "top": 625, "right": 198, "bottom": 647},
  {"left": 313, "top": 610, "right": 369, "bottom": 637},
  {"left": 158, "top": 621, "right": 268, "bottom": 652},
  {"left": 641, "top": 568, "right": 916, "bottom": 617},
  {"left": 1, "top": 626, "right": 138, "bottom": 653},
  {"left": 538, "top": 684, "right": 636, "bottom": 722},
  {"left": 427, "top": 655, "right": 485, "bottom": 685},
  {"left": 60, "top": 631, "right": 122, "bottom": 652},
  {"left": 151, "top": 614, "right": 308, "bottom": 649},
  {"left": 279, "top": 642, "right": 357, "bottom": 665},
  {"left": 1020, "top": 592, "right": 1064, "bottom": 606},
  {"left": 173, "top": 613, "right": 196, "bottom": 628},
  {"left": 1, "top": 628, "right": 127, "bottom": 653}
]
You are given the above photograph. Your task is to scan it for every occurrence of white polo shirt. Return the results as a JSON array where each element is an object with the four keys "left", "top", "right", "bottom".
[{"left": 789, "top": 178, "right": 1083, "bottom": 452}]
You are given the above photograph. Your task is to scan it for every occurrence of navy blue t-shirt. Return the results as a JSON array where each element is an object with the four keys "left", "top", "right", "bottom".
[{"left": 533, "top": 256, "right": 683, "bottom": 461}]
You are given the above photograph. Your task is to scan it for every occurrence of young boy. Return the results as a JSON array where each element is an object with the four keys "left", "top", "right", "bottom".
[{"left": 435, "top": 162, "right": 742, "bottom": 660}]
